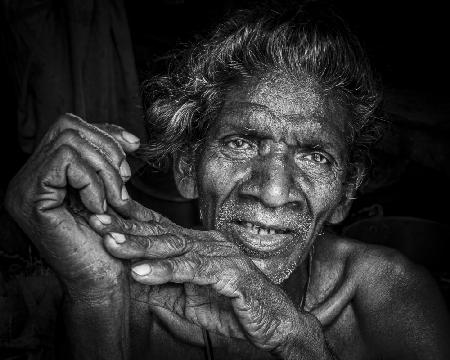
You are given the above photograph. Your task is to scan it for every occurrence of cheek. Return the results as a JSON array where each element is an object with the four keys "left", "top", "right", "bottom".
[
  {"left": 197, "top": 151, "right": 249, "bottom": 223},
  {"left": 306, "top": 169, "right": 345, "bottom": 216}
]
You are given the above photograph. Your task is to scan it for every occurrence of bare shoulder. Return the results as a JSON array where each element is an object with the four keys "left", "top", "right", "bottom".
[
  {"left": 313, "top": 233, "right": 450, "bottom": 359},
  {"left": 314, "top": 232, "right": 443, "bottom": 296}
]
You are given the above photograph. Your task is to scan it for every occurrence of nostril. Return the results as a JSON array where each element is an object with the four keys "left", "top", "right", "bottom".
[{"left": 239, "top": 164, "right": 302, "bottom": 208}]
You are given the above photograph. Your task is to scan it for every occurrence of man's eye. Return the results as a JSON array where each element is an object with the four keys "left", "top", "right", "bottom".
[
  {"left": 226, "top": 138, "right": 252, "bottom": 150},
  {"left": 304, "top": 152, "right": 329, "bottom": 164}
]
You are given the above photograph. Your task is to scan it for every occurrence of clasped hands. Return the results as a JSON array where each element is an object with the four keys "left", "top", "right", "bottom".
[
  {"left": 5, "top": 114, "right": 327, "bottom": 358},
  {"left": 89, "top": 207, "right": 304, "bottom": 351}
]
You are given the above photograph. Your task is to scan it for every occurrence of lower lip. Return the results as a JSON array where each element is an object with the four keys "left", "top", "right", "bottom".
[{"left": 228, "top": 222, "right": 295, "bottom": 253}]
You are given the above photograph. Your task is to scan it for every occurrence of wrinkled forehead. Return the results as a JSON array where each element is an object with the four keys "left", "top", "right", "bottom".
[
  {"left": 215, "top": 74, "right": 350, "bottom": 146},
  {"left": 244, "top": 74, "right": 329, "bottom": 118}
]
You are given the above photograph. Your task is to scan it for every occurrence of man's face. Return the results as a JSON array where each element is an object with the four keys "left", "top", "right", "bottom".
[{"left": 195, "top": 75, "right": 350, "bottom": 283}]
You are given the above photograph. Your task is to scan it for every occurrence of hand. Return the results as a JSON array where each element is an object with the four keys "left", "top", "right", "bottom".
[
  {"left": 5, "top": 114, "right": 146, "bottom": 297},
  {"left": 88, "top": 212, "right": 329, "bottom": 357}
]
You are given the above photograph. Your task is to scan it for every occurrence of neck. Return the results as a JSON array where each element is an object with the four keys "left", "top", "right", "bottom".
[{"left": 279, "top": 248, "right": 313, "bottom": 309}]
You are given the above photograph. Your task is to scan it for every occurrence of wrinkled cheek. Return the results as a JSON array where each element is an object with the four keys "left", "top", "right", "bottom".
[
  {"left": 310, "top": 178, "right": 344, "bottom": 220},
  {"left": 197, "top": 153, "right": 248, "bottom": 229}
]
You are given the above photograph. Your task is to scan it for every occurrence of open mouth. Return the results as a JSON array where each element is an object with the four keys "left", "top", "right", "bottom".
[
  {"left": 235, "top": 220, "right": 291, "bottom": 235},
  {"left": 227, "top": 220, "right": 296, "bottom": 256}
]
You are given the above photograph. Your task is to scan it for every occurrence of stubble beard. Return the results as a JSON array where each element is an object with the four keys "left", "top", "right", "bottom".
[{"left": 211, "top": 198, "right": 315, "bottom": 284}]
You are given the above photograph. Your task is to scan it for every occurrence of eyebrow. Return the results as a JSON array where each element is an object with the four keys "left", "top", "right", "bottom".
[
  {"left": 219, "top": 121, "right": 345, "bottom": 157},
  {"left": 217, "top": 104, "right": 348, "bottom": 160}
]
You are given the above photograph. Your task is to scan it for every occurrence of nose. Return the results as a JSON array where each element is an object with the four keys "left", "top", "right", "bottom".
[{"left": 240, "top": 153, "right": 303, "bottom": 208}]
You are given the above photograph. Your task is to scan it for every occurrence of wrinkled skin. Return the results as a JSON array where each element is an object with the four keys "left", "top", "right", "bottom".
[
  {"left": 4, "top": 115, "right": 152, "bottom": 357},
  {"left": 5, "top": 76, "right": 338, "bottom": 358},
  {"left": 5, "top": 115, "right": 135, "bottom": 294},
  {"left": 84, "top": 75, "right": 349, "bottom": 355},
  {"left": 194, "top": 75, "right": 351, "bottom": 282},
  {"left": 5, "top": 75, "right": 450, "bottom": 360},
  {"left": 87, "top": 212, "right": 326, "bottom": 356}
]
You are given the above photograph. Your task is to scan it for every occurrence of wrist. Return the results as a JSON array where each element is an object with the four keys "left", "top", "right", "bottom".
[
  {"left": 64, "top": 270, "right": 129, "bottom": 305},
  {"left": 63, "top": 273, "right": 131, "bottom": 360},
  {"left": 274, "top": 313, "right": 332, "bottom": 360}
]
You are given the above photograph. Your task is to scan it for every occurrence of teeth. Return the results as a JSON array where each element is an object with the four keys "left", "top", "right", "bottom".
[{"left": 241, "top": 222, "right": 281, "bottom": 235}]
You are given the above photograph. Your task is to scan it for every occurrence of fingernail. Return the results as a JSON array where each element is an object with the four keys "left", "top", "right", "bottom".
[
  {"left": 96, "top": 214, "right": 112, "bottom": 225},
  {"left": 121, "top": 185, "right": 129, "bottom": 201},
  {"left": 109, "top": 232, "right": 126, "bottom": 244},
  {"left": 132, "top": 263, "right": 151, "bottom": 276},
  {"left": 121, "top": 131, "right": 140, "bottom": 144},
  {"left": 119, "top": 160, "right": 131, "bottom": 179}
]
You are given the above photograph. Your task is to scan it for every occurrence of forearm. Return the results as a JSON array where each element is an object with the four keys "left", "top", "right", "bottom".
[
  {"left": 63, "top": 278, "right": 130, "bottom": 360},
  {"left": 275, "top": 313, "right": 336, "bottom": 360}
]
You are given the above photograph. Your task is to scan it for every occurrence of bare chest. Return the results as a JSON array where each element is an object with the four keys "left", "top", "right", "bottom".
[
  {"left": 324, "top": 302, "right": 375, "bottom": 360},
  {"left": 141, "top": 302, "right": 373, "bottom": 360}
]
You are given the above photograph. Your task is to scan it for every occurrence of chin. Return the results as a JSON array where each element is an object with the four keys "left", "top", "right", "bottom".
[{"left": 218, "top": 220, "right": 312, "bottom": 284}]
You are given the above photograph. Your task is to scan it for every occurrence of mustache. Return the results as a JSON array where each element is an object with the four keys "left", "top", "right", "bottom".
[{"left": 216, "top": 198, "right": 313, "bottom": 233}]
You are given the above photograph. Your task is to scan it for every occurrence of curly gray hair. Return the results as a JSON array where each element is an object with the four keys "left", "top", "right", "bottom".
[{"left": 140, "top": 2, "right": 383, "bottom": 186}]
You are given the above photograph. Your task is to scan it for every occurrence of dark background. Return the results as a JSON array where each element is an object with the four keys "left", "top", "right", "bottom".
[{"left": 0, "top": 1, "right": 449, "bottom": 357}]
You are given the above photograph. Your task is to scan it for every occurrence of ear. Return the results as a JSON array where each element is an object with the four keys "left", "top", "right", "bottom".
[
  {"left": 173, "top": 151, "right": 198, "bottom": 200},
  {"left": 328, "top": 165, "right": 365, "bottom": 225}
]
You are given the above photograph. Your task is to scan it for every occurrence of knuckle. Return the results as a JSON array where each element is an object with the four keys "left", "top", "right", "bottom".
[
  {"left": 102, "top": 123, "right": 124, "bottom": 134},
  {"left": 190, "top": 253, "right": 208, "bottom": 278},
  {"left": 93, "top": 127, "right": 125, "bottom": 156},
  {"left": 120, "top": 218, "right": 133, "bottom": 231},
  {"left": 113, "top": 217, "right": 134, "bottom": 233},
  {"left": 162, "top": 259, "right": 175, "bottom": 274},
  {"left": 55, "top": 144, "right": 77, "bottom": 160},
  {"left": 152, "top": 223, "right": 166, "bottom": 235},
  {"left": 167, "top": 234, "right": 188, "bottom": 253},
  {"left": 56, "top": 113, "right": 81, "bottom": 129},
  {"left": 125, "top": 220, "right": 145, "bottom": 234},
  {"left": 143, "top": 236, "right": 155, "bottom": 254},
  {"left": 58, "top": 128, "right": 81, "bottom": 144},
  {"left": 170, "top": 257, "right": 192, "bottom": 276}
]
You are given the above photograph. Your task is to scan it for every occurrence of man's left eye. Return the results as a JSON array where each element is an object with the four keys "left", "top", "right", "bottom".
[{"left": 304, "top": 152, "right": 329, "bottom": 164}]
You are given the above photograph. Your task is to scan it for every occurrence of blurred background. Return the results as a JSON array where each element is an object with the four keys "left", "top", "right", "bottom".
[{"left": 0, "top": 0, "right": 449, "bottom": 358}]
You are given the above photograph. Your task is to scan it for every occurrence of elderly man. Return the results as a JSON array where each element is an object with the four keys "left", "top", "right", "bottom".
[{"left": 5, "top": 3, "right": 450, "bottom": 360}]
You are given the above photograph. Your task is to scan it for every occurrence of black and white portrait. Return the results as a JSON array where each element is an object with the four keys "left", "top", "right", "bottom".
[{"left": 0, "top": 1, "right": 449, "bottom": 359}]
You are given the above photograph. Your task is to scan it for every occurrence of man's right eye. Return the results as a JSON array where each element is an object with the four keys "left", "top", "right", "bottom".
[{"left": 225, "top": 138, "right": 253, "bottom": 150}]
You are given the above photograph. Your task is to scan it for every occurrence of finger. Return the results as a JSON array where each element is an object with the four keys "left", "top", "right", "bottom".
[
  {"left": 131, "top": 257, "right": 244, "bottom": 298},
  {"left": 88, "top": 212, "right": 188, "bottom": 258},
  {"left": 88, "top": 213, "right": 168, "bottom": 237},
  {"left": 129, "top": 255, "right": 219, "bottom": 287},
  {"left": 40, "top": 114, "right": 126, "bottom": 172},
  {"left": 38, "top": 144, "right": 105, "bottom": 214},
  {"left": 101, "top": 231, "right": 191, "bottom": 260},
  {"left": 130, "top": 258, "right": 204, "bottom": 285},
  {"left": 94, "top": 123, "right": 140, "bottom": 153},
  {"left": 50, "top": 129, "right": 129, "bottom": 206},
  {"left": 112, "top": 199, "right": 173, "bottom": 225}
]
